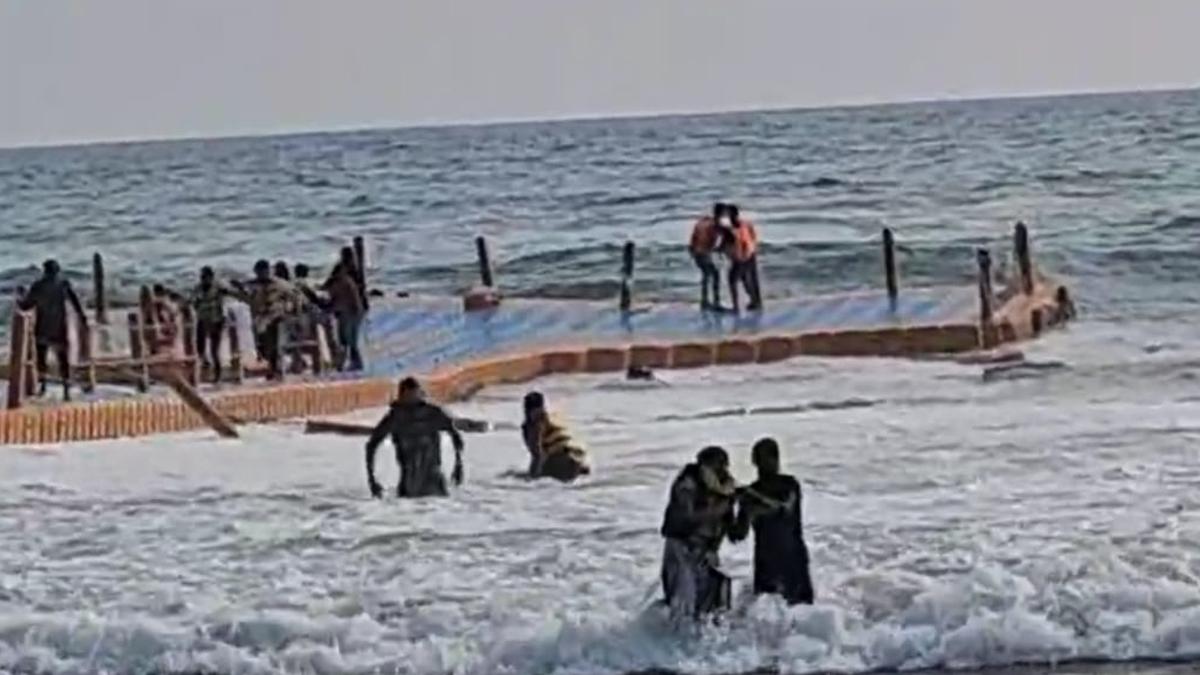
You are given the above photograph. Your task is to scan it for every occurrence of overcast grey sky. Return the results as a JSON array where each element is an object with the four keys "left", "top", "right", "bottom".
[{"left": 2, "top": 0, "right": 1198, "bottom": 148}]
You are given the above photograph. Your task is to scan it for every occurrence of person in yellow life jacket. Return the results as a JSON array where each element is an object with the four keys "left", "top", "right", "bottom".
[
  {"left": 725, "top": 204, "right": 763, "bottom": 312},
  {"left": 689, "top": 202, "right": 732, "bottom": 310},
  {"left": 522, "top": 391, "right": 591, "bottom": 482}
]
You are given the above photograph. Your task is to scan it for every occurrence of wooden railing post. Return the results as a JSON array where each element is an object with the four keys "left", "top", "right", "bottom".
[
  {"left": 353, "top": 235, "right": 367, "bottom": 292},
  {"left": 127, "top": 310, "right": 149, "bottom": 393},
  {"left": 7, "top": 311, "right": 31, "bottom": 409},
  {"left": 882, "top": 227, "right": 898, "bottom": 308},
  {"left": 1014, "top": 221, "right": 1033, "bottom": 295},
  {"left": 180, "top": 305, "right": 200, "bottom": 386},
  {"left": 977, "top": 248, "right": 997, "bottom": 348},
  {"left": 92, "top": 252, "right": 108, "bottom": 324},
  {"left": 227, "top": 310, "right": 244, "bottom": 384},
  {"left": 619, "top": 241, "right": 635, "bottom": 312},
  {"left": 475, "top": 236, "right": 494, "bottom": 288}
]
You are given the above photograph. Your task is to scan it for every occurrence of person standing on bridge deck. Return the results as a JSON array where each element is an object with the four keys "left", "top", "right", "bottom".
[
  {"left": 365, "top": 377, "right": 465, "bottom": 499},
  {"left": 690, "top": 202, "right": 732, "bottom": 311},
  {"left": 724, "top": 204, "right": 763, "bottom": 312},
  {"left": 732, "top": 437, "right": 814, "bottom": 605},
  {"left": 323, "top": 260, "right": 365, "bottom": 372},
  {"left": 18, "top": 259, "right": 88, "bottom": 401},
  {"left": 660, "top": 446, "right": 740, "bottom": 622},
  {"left": 188, "top": 266, "right": 232, "bottom": 383},
  {"left": 230, "top": 259, "right": 295, "bottom": 380}
]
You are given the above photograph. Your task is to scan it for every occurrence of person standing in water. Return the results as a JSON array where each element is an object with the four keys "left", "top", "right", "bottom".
[
  {"left": 18, "top": 259, "right": 88, "bottom": 401},
  {"left": 689, "top": 203, "right": 731, "bottom": 311},
  {"left": 230, "top": 259, "right": 295, "bottom": 379},
  {"left": 365, "top": 377, "right": 465, "bottom": 498},
  {"left": 323, "top": 260, "right": 366, "bottom": 371},
  {"left": 521, "top": 391, "right": 591, "bottom": 482},
  {"left": 732, "top": 437, "right": 814, "bottom": 605},
  {"left": 660, "top": 446, "right": 740, "bottom": 621}
]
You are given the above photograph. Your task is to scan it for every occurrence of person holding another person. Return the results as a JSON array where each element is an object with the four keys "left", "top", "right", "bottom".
[
  {"left": 230, "top": 259, "right": 296, "bottom": 380},
  {"left": 732, "top": 437, "right": 814, "bottom": 605},
  {"left": 724, "top": 204, "right": 763, "bottom": 312},
  {"left": 521, "top": 391, "right": 591, "bottom": 482},
  {"left": 689, "top": 203, "right": 732, "bottom": 311},
  {"left": 660, "top": 446, "right": 740, "bottom": 622}
]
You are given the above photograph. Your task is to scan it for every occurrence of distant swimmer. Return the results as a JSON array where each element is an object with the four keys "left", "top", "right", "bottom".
[
  {"left": 626, "top": 365, "right": 655, "bottom": 381},
  {"left": 1053, "top": 286, "right": 1077, "bottom": 322},
  {"left": 365, "top": 377, "right": 465, "bottom": 498},
  {"left": 732, "top": 438, "right": 814, "bottom": 605},
  {"left": 724, "top": 204, "right": 763, "bottom": 312},
  {"left": 17, "top": 259, "right": 88, "bottom": 401},
  {"left": 522, "top": 391, "right": 591, "bottom": 482},
  {"left": 660, "top": 446, "right": 739, "bottom": 622},
  {"left": 690, "top": 202, "right": 732, "bottom": 311}
]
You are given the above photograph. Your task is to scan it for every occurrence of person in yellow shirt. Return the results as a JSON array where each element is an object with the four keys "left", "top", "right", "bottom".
[{"left": 522, "top": 391, "right": 591, "bottom": 482}]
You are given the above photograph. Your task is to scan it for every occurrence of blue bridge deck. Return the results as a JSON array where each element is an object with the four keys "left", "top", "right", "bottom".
[{"left": 358, "top": 287, "right": 978, "bottom": 378}]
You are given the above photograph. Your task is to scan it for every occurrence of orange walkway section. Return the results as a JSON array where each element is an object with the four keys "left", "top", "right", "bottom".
[{"left": 0, "top": 282, "right": 1071, "bottom": 445}]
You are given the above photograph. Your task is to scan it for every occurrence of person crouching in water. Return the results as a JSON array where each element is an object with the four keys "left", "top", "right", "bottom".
[
  {"left": 660, "top": 446, "right": 740, "bottom": 622},
  {"left": 365, "top": 377, "right": 465, "bottom": 498},
  {"left": 733, "top": 438, "right": 814, "bottom": 605},
  {"left": 522, "top": 391, "right": 591, "bottom": 482}
]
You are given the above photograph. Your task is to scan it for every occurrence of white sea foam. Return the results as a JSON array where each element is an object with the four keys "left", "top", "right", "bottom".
[{"left": 2, "top": 324, "right": 1200, "bottom": 674}]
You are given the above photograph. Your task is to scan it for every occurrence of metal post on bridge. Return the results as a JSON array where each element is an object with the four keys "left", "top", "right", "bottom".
[
  {"left": 475, "top": 236, "right": 494, "bottom": 288},
  {"left": 977, "top": 248, "right": 997, "bottom": 348},
  {"left": 92, "top": 252, "right": 108, "bottom": 325}
]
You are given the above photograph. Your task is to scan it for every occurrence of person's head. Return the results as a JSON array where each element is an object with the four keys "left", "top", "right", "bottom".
[
  {"left": 340, "top": 247, "right": 357, "bottom": 268},
  {"left": 152, "top": 283, "right": 167, "bottom": 298},
  {"left": 42, "top": 259, "right": 60, "bottom": 279},
  {"left": 751, "top": 437, "right": 781, "bottom": 476},
  {"left": 273, "top": 261, "right": 291, "bottom": 280},
  {"left": 711, "top": 202, "right": 727, "bottom": 220},
  {"left": 398, "top": 376, "right": 423, "bottom": 404},
  {"left": 523, "top": 391, "right": 546, "bottom": 419},
  {"left": 294, "top": 263, "right": 310, "bottom": 280},
  {"left": 697, "top": 445, "right": 730, "bottom": 472},
  {"left": 253, "top": 259, "right": 271, "bottom": 281},
  {"left": 199, "top": 266, "right": 215, "bottom": 287},
  {"left": 726, "top": 204, "right": 741, "bottom": 225}
]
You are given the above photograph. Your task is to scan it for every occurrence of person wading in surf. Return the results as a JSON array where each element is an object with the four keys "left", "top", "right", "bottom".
[
  {"left": 732, "top": 437, "right": 814, "bottom": 605},
  {"left": 365, "top": 377, "right": 465, "bottom": 498},
  {"left": 660, "top": 446, "right": 740, "bottom": 622},
  {"left": 522, "top": 391, "right": 591, "bottom": 482},
  {"left": 724, "top": 204, "right": 763, "bottom": 312}
]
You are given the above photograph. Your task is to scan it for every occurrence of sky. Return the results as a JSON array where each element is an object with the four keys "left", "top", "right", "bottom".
[{"left": 2, "top": 0, "right": 1199, "bottom": 148}]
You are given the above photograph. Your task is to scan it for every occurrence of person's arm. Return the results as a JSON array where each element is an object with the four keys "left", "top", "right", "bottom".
[
  {"left": 16, "top": 281, "right": 38, "bottom": 311},
  {"left": 364, "top": 408, "right": 395, "bottom": 498},
  {"left": 64, "top": 282, "right": 88, "bottom": 326},
  {"left": 438, "top": 406, "right": 466, "bottom": 485},
  {"left": 523, "top": 419, "right": 544, "bottom": 477},
  {"left": 729, "top": 492, "right": 752, "bottom": 543}
]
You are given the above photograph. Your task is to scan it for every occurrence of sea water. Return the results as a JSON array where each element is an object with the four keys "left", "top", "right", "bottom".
[{"left": 1, "top": 90, "right": 1200, "bottom": 673}]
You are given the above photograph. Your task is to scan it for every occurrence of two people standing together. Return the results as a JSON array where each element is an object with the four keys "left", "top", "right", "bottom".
[{"left": 690, "top": 202, "right": 763, "bottom": 313}]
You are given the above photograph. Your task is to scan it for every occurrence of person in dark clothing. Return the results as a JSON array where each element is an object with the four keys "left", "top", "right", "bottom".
[
  {"left": 273, "top": 261, "right": 291, "bottom": 281},
  {"left": 660, "top": 446, "right": 740, "bottom": 622},
  {"left": 323, "top": 260, "right": 365, "bottom": 371},
  {"left": 327, "top": 246, "right": 369, "bottom": 311},
  {"left": 365, "top": 377, "right": 465, "bottom": 498},
  {"left": 188, "top": 266, "right": 232, "bottom": 383},
  {"left": 732, "top": 438, "right": 814, "bottom": 605},
  {"left": 18, "top": 260, "right": 88, "bottom": 401},
  {"left": 521, "top": 391, "right": 591, "bottom": 482}
]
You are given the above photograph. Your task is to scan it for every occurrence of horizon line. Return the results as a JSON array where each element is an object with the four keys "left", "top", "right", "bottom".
[{"left": 2, "top": 83, "right": 1196, "bottom": 153}]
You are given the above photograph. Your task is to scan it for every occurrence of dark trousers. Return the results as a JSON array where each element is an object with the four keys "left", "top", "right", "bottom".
[
  {"left": 35, "top": 341, "right": 71, "bottom": 398},
  {"left": 692, "top": 253, "right": 721, "bottom": 308},
  {"left": 254, "top": 319, "right": 282, "bottom": 378},
  {"left": 336, "top": 313, "right": 363, "bottom": 372},
  {"left": 729, "top": 255, "right": 763, "bottom": 311},
  {"left": 196, "top": 319, "right": 225, "bottom": 383}
]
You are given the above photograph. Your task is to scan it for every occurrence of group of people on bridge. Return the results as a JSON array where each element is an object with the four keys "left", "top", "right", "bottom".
[{"left": 361, "top": 374, "right": 812, "bottom": 624}]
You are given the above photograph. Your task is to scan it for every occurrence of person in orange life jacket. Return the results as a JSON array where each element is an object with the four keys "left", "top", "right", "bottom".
[
  {"left": 731, "top": 437, "right": 814, "bottom": 605},
  {"left": 660, "top": 446, "right": 741, "bottom": 621},
  {"left": 522, "top": 391, "right": 591, "bottom": 482},
  {"left": 724, "top": 204, "right": 763, "bottom": 312},
  {"left": 689, "top": 202, "right": 733, "bottom": 310}
]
